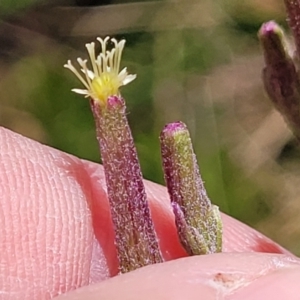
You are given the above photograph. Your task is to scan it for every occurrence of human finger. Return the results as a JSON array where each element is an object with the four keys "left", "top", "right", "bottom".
[
  {"left": 53, "top": 252, "right": 300, "bottom": 300},
  {"left": 0, "top": 127, "right": 292, "bottom": 300}
]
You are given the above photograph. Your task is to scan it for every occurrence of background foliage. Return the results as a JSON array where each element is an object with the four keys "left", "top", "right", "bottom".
[{"left": 1, "top": 0, "right": 300, "bottom": 254}]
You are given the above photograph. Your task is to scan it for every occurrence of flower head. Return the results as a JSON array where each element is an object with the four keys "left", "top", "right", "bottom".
[{"left": 64, "top": 36, "right": 136, "bottom": 106}]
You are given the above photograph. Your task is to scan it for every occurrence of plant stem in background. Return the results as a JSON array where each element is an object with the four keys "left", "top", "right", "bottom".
[
  {"left": 160, "top": 121, "right": 222, "bottom": 255},
  {"left": 259, "top": 21, "right": 300, "bottom": 140},
  {"left": 64, "top": 37, "right": 162, "bottom": 273}
]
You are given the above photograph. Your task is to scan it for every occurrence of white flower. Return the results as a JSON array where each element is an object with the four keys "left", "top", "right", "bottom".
[{"left": 64, "top": 37, "right": 136, "bottom": 106}]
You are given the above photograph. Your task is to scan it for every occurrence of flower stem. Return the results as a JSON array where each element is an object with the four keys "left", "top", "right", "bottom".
[
  {"left": 91, "top": 96, "right": 163, "bottom": 273},
  {"left": 160, "top": 121, "right": 222, "bottom": 255}
]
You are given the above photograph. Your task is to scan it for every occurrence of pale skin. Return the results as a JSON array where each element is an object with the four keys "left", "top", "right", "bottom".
[{"left": 1, "top": 126, "right": 300, "bottom": 300}]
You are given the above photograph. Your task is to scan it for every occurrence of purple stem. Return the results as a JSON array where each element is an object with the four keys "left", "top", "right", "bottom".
[{"left": 91, "top": 96, "right": 162, "bottom": 273}]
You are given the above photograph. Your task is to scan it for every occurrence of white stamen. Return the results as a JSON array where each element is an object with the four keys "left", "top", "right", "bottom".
[{"left": 64, "top": 37, "right": 136, "bottom": 102}]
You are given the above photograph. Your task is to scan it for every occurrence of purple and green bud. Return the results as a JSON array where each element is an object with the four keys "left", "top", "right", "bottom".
[
  {"left": 259, "top": 21, "right": 290, "bottom": 66},
  {"left": 259, "top": 21, "right": 300, "bottom": 140},
  {"left": 160, "top": 121, "right": 222, "bottom": 255}
]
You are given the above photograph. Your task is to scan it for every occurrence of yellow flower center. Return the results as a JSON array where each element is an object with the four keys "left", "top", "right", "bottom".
[{"left": 91, "top": 73, "right": 120, "bottom": 105}]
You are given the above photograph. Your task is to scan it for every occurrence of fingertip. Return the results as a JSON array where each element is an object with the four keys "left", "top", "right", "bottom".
[{"left": 53, "top": 253, "right": 300, "bottom": 300}]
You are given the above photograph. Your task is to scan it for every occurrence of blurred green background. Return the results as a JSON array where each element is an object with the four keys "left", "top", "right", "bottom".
[{"left": 1, "top": 0, "right": 300, "bottom": 254}]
